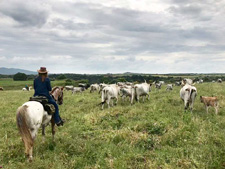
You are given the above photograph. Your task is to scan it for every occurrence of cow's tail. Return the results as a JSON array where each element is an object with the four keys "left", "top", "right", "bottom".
[
  {"left": 16, "top": 105, "right": 33, "bottom": 152},
  {"left": 190, "top": 88, "right": 197, "bottom": 100},
  {"left": 134, "top": 86, "right": 138, "bottom": 101}
]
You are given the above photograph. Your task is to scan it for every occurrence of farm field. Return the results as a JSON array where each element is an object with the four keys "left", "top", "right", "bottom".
[
  {"left": 0, "top": 82, "right": 225, "bottom": 168},
  {"left": 0, "top": 79, "right": 66, "bottom": 90}
]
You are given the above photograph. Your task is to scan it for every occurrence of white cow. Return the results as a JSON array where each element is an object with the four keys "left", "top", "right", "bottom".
[
  {"left": 22, "top": 87, "right": 31, "bottom": 91},
  {"left": 180, "top": 84, "right": 197, "bottom": 112},
  {"left": 182, "top": 78, "right": 193, "bottom": 85},
  {"left": 101, "top": 85, "right": 120, "bottom": 109},
  {"left": 125, "top": 82, "right": 133, "bottom": 86},
  {"left": 159, "top": 81, "right": 165, "bottom": 85},
  {"left": 134, "top": 82, "right": 152, "bottom": 102},
  {"left": 78, "top": 83, "right": 90, "bottom": 90},
  {"left": 99, "top": 83, "right": 108, "bottom": 93},
  {"left": 65, "top": 85, "right": 74, "bottom": 91},
  {"left": 72, "top": 87, "right": 85, "bottom": 94},
  {"left": 217, "top": 79, "right": 222, "bottom": 83},
  {"left": 155, "top": 83, "right": 162, "bottom": 89},
  {"left": 120, "top": 86, "right": 135, "bottom": 104},
  {"left": 199, "top": 79, "right": 203, "bottom": 83},
  {"left": 166, "top": 84, "right": 173, "bottom": 91},
  {"left": 117, "top": 82, "right": 125, "bottom": 87},
  {"left": 175, "top": 81, "right": 181, "bottom": 86},
  {"left": 90, "top": 84, "right": 100, "bottom": 93}
]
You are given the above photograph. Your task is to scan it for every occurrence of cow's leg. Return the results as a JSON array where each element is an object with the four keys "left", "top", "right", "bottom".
[
  {"left": 137, "top": 95, "right": 140, "bottom": 103},
  {"left": 51, "top": 119, "right": 56, "bottom": 141},
  {"left": 115, "top": 97, "right": 118, "bottom": 105},
  {"left": 190, "top": 101, "right": 194, "bottom": 112},
  {"left": 215, "top": 106, "right": 218, "bottom": 115},
  {"left": 184, "top": 101, "right": 188, "bottom": 111},
  {"left": 215, "top": 103, "right": 219, "bottom": 115},
  {"left": 111, "top": 98, "right": 114, "bottom": 107},
  {"left": 184, "top": 101, "right": 189, "bottom": 111},
  {"left": 130, "top": 96, "right": 132, "bottom": 105},
  {"left": 122, "top": 95, "right": 125, "bottom": 102},
  {"left": 42, "top": 124, "right": 46, "bottom": 143},
  {"left": 107, "top": 98, "right": 111, "bottom": 109},
  {"left": 205, "top": 106, "right": 209, "bottom": 114}
]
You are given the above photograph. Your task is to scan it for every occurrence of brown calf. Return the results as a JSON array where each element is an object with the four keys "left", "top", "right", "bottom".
[{"left": 200, "top": 96, "right": 219, "bottom": 114}]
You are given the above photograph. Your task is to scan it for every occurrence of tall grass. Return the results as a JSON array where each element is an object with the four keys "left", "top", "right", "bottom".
[{"left": 0, "top": 83, "right": 225, "bottom": 168}]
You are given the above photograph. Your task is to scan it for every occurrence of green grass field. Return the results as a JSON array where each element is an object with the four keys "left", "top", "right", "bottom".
[
  {"left": 0, "top": 81, "right": 225, "bottom": 168},
  {"left": 0, "top": 79, "right": 66, "bottom": 90}
]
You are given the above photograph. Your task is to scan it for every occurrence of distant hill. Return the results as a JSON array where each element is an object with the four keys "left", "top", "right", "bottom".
[{"left": 0, "top": 67, "right": 36, "bottom": 75}]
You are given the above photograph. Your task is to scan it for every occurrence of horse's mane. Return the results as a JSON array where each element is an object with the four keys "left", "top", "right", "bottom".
[{"left": 51, "top": 86, "right": 59, "bottom": 94}]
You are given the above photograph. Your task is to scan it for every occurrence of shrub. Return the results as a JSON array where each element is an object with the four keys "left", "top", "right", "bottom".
[
  {"left": 65, "top": 79, "right": 73, "bottom": 85},
  {"left": 13, "top": 72, "right": 27, "bottom": 81}
]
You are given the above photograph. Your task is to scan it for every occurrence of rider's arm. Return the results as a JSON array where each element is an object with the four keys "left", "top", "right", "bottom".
[
  {"left": 33, "top": 79, "right": 36, "bottom": 90},
  {"left": 46, "top": 78, "right": 52, "bottom": 91}
]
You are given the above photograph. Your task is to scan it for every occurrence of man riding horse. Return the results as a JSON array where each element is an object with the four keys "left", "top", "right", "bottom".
[{"left": 33, "top": 67, "right": 64, "bottom": 126}]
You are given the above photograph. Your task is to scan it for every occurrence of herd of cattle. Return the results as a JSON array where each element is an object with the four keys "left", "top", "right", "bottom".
[
  {"left": 64, "top": 78, "right": 222, "bottom": 113},
  {"left": 0, "top": 78, "right": 222, "bottom": 113}
]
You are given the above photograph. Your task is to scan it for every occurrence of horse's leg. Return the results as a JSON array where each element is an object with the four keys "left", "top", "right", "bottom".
[
  {"left": 27, "top": 130, "right": 35, "bottom": 162},
  {"left": 42, "top": 124, "right": 46, "bottom": 143},
  {"left": 28, "top": 146, "right": 33, "bottom": 162},
  {"left": 51, "top": 118, "right": 56, "bottom": 141},
  {"left": 23, "top": 139, "right": 29, "bottom": 157}
]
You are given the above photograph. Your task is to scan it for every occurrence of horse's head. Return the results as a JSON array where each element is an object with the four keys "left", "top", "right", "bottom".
[{"left": 51, "top": 87, "right": 64, "bottom": 105}]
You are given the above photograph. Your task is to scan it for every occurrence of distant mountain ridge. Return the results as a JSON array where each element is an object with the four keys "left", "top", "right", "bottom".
[{"left": 0, "top": 67, "right": 36, "bottom": 75}]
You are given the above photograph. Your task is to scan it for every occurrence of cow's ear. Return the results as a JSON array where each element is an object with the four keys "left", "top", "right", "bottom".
[{"left": 200, "top": 96, "right": 202, "bottom": 98}]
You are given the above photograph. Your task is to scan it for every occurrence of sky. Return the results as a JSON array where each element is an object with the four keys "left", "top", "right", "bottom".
[{"left": 0, "top": 0, "right": 225, "bottom": 74}]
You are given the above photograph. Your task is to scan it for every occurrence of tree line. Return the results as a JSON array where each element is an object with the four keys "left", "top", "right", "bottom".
[{"left": 1, "top": 72, "right": 224, "bottom": 85}]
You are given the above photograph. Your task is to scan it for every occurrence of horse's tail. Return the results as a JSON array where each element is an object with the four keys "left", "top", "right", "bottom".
[{"left": 16, "top": 105, "right": 33, "bottom": 151}]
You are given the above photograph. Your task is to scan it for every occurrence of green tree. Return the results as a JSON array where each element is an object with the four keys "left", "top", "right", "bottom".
[
  {"left": 57, "top": 74, "right": 67, "bottom": 80},
  {"left": 13, "top": 72, "right": 27, "bottom": 81},
  {"left": 65, "top": 79, "right": 73, "bottom": 85}
]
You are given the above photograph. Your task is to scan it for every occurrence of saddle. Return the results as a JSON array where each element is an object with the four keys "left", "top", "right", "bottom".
[{"left": 29, "top": 96, "right": 55, "bottom": 115}]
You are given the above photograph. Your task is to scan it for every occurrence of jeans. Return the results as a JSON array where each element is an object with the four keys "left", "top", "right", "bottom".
[{"left": 48, "top": 97, "right": 61, "bottom": 124}]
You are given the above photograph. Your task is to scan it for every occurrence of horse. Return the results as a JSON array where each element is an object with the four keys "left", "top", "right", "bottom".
[
  {"left": 16, "top": 86, "right": 64, "bottom": 162},
  {"left": 22, "top": 87, "right": 32, "bottom": 91}
]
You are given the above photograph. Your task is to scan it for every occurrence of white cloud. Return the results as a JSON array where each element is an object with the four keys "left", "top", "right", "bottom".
[
  {"left": 0, "top": 56, "right": 6, "bottom": 60},
  {"left": 0, "top": 0, "right": 224, "bottom": 73}
]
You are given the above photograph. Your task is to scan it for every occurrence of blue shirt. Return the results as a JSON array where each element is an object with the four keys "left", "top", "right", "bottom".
[{"left": 33, "top": 76, "right": 52, "bottom": 99}]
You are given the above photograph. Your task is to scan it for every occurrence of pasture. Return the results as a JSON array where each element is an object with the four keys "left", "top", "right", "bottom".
[{"left": 0, "top": 81, "right": 225, "bottom": 168}]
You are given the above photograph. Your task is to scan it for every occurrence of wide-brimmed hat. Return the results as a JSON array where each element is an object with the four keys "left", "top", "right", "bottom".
[{"left": 37, "top": 67, "right": 48, "bottom": 74}]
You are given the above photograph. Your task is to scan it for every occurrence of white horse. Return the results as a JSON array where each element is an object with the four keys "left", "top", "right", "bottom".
[
  {"left": 22, "top": 87, "right": 32, "bottom": 91},
  {"left": 16, "top": 86, "right": 64, "bottom": 162}
]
